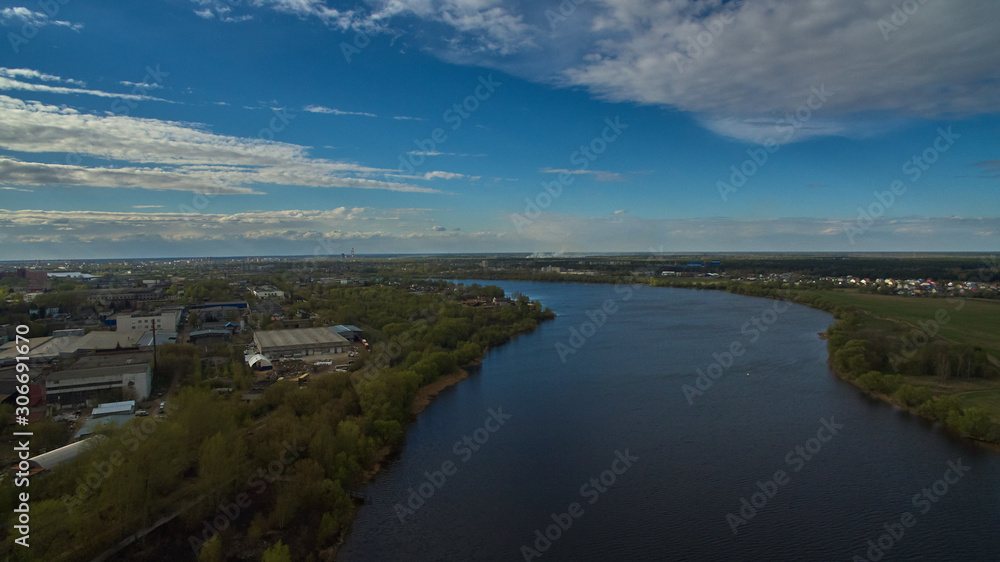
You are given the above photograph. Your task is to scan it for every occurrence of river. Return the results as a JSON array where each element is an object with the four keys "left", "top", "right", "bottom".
[{"left": 338, "top": 280, "right": 1000, "bottom": 561}]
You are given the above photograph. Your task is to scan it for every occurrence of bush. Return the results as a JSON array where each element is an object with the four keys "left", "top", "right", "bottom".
[
  {"left": 946, "top": 407, "right": 995, "bottom": 440},
  {"left": 856, "top": 371, "right": 902, "bottom": 395},
  {"left": 893, "top": 384, "right": 934, "bottom": 408},
  {"left": 917, "top": 395, "right": 964, "bottom": 422}
]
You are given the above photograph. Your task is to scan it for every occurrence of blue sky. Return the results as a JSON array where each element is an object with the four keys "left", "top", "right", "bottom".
[{"left": 0, "top": 0, "right": 998, "bottom": 258}]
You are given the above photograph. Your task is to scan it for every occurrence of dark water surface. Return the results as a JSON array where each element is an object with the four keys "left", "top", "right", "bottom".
[{"left": 338, "top": 281, "right": 1000, "bottom": 561}]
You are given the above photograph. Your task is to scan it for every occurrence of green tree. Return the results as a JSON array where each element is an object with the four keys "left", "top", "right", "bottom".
[
  {"left": 261, "top": 540, "right": 292, "bottom": 562},
  {"left": 199, "top": 535, "right": 223, "bottom": 562}
]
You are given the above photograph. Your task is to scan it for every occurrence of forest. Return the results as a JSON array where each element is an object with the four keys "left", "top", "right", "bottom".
[{"left": 0, "top": 281, "right": 554, "bottom": 561}]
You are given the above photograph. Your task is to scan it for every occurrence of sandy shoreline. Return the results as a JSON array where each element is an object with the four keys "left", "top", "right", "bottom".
[{"left": 412, "top": 367, "right": 471, "bottom": 415}]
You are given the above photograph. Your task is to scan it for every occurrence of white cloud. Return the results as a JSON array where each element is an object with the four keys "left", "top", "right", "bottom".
[
  {"left": 509, "top": 214, "right": 1000, "bottom": 254},
  {"left": 2, "top": 209, "right": 994, "bottom": 258},
  {"left": 557, "top": 1, "right": 1000, "bottom": 142},
  {"left": 368, "top": 0, "right": 535, "bottom": 55},
  {"left": 541, "top": 167, "right": 624, "bottom": 182},
  {"left": 119, "top": 80, "right": 164, "bottom": 90},
  {"left": 304, "top": 104, "right": 377, "bottom": 117},
  {"left": 0, "top": 94, "right": 441, "bottom": 194},
  {"left": 393, "top": 115, "right": 426, "bottom": 121},
  {"left": 424, "top": 170, "right": 480, "bottom": 180},
  {"left": 0, "top": 157, "right": 261, "bottom": 195},
  {"left": 407, "top": 150, "right": 485, "bottom": 157},
  {"left": 0, "top": 207, "right": 510, "bottom": 258},
  {"left": 0, "top": 7, "right": 83, "bottom": 31},
  {"left": 265, "top": 1, "right": 1000, "bottom": 143},
  {"left": 0, "top": 67, "right": 85, "bottom": 86},
  {"left": 0, "top": 75, "right": 168, "bottom": 103}
]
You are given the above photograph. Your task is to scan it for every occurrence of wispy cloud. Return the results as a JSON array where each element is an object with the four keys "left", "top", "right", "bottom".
[
  {"left": 0, "top": 67, "right": 85, "bottom": 86},
  {"left": 393, "top": 115, "right": 426, "bottom": 121},
  {"left": 407, "top": 150, "right": 486, "bottom": 157},
  {"left": 0, "top": 94, "right": 442, "bottom": 194},
  {"left": 0, "top": 73, "right": 168, "bottom": 103},
  {"left": 424, "top": 171, "right": 480, "bottom": 180},
  {"left": 304, "top": 104, "right": 377, "bottom": 117},
  {"left": 0, "top": 7, "right": 83, "bottom": 31},
  {"left": 972, "top": 160, "right": 1000, "bottom": 178},
  {"left": 0, "top": 207, "right": 495, "bottom": 258},
  {"left": 541, "top": 167, "right": 624, "bottom": 182},
  {"left": 119, "top": 80, "right": 164, "bottom": 90}
]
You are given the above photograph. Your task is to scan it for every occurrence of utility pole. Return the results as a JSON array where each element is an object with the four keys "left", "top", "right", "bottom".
[{"left": 151, "top": 320, "right": 158, "bottom": 375}]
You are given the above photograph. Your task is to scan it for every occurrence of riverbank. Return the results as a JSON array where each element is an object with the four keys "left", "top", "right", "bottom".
[
  {"left": 412, "top": 367, "right": 470, "bottom": 415},
  {"left": 447, "top": 276, "right": 1000, "bottom": 444}
]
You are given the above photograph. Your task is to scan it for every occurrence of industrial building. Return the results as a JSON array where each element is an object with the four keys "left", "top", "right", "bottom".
[
  {"left": 86, "top": 287, "right": 161, "bottom": 306},
  {"left": 252, "top": 327, "right": 349, "bottom": 358},
  {"left": 250, "top": 286, "right": 285, "bottom": 299},
  {"left": 26, "top": 435, "right": 108, "bottom": 474},
  {"left": 245, "top": 353, "right": 273, "bottom": 371},
  {"left": 44, "top": 352, "right": 153, "bottom": 404},
  {"left": 112, "top": 308, "right": 184, "bottom": 331},
  {"left": 91, "top": 400, "right": 136, "bottom": 417},
  {"left": 330, "top": 324, "right": 364, "bottom": 341}
]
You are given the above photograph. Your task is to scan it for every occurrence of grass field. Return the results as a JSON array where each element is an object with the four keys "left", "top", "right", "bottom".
[
  {"left": 810, "top": 289, "right": 1000, "bottom": 429},
  {"left": 810, "top": 290, "right": 1000, "bottom": 356}
]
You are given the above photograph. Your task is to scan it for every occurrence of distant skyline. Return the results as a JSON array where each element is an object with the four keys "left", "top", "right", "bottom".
[{"left": 1, "top": 0, "right": 998, "bottom": 259}]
